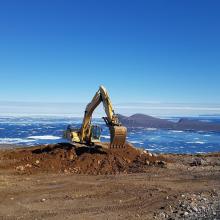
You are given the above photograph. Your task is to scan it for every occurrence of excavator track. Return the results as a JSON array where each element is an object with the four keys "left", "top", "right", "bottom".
[{"left": 110, "top": 126, "right": 127, "bottom": 148}]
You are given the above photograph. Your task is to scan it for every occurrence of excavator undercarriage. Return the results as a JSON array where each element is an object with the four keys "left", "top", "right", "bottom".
[{"left": 63, "top": 86, "right": 127, "bottom": 149}]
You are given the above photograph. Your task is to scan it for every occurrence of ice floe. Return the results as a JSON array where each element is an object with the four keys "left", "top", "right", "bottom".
[
  {"left": 186, "top": 141, "right": 205, "bottom": 144},
  {"left": 27, "top": 135, "right": 61, "bottom": 140},
  {"left": 101, "top": 135, "right": 110, "bottom": 139},
  {"left": 145, "top": 128, "right": 157, "bottom": 131},
  {"left": 0, "top": 138, "right": 35, "bottom": 144}
]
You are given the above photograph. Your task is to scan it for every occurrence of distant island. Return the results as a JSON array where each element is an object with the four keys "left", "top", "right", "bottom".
[{"left": 118, "top": 114, "right": 220, "bottom": 132}]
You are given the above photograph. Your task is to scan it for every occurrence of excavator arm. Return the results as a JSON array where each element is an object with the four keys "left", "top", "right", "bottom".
[{"left": 64, "top": 86, "right": 127, "bottom": 148}]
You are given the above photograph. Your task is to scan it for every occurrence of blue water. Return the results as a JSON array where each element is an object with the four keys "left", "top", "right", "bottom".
[{"left": 0, "top": 116, "right": 220, "bottom": 154}]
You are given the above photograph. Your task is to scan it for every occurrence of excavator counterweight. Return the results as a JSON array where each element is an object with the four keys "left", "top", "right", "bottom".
[{"left": 63, "top": 86, "right": 127, "bottom": 148}]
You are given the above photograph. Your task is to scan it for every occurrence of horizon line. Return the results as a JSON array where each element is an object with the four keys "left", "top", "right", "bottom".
[{"left": 1, "top": 100, "right": 220, "bottom": 105}]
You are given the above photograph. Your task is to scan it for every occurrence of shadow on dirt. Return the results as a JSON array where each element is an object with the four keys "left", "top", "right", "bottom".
[
  {"left": 74, "top": 146, "right": 107, "bottom": 156},
  {"left": 31, "top": 142, "right": 107, "bottom": 156}
]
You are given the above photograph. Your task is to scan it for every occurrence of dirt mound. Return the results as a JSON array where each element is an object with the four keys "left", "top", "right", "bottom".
[{"left": 0, "top": 143, "right": 167, "bottom": 175}]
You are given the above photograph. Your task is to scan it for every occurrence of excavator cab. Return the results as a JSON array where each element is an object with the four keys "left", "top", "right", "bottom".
[
  {"left": 90, "top": 125, "right": 102, "bottom": 142},
  {"left": 63, "top": 125, "right": 80, "bottom": 143}
]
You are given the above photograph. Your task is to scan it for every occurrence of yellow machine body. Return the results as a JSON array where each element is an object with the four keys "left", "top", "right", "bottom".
[{"left": 63, "top": 86, "right": 127, "bottom": 148}]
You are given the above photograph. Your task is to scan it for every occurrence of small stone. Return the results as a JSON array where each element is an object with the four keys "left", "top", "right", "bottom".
[
  {"left": 145, "top": 160, "right": 150, "bottom": 165},
  {"left": 68, "top": 150, "right": 77, "bottom": 160},
  {"left": 10, "top": 197, "right": 14, "bottom": 200},
  {"left": 25, "top": 164, "right": 32, "bottom": 168},
  {"left": 191, "top": 206, "right": 198, "bottom": 212},
  {"left": 16, "top": 165, "right": 25, "bottom": 171},
  {"left": 126, "top": 159, "right": 131, "bottom": 163},
  {"left": 142, "top": 150, "right": 148, "bottom": 155},
  {"left": 190, "top": 158, "right": 202, "bottom": 166},
  {"left": 169, "top": 205, "right": 173, "bottom": 212},
  {"left": 35, "top": 160, "right": 40, "bottom": 164},
  {"left": 201, "top": 206, "right": 206, "bottom": 211},
  {"left": 187, "top": 206, "right": 192, "bottom": 213},
  {"left": 41, "top": 198, "right": 46, "bottom": 202},
  {"left": 180, "top": 203, "right": 185, "bottom": 208},
  {"left": 159, "top": 212, "right": 166, "bottom": 218},
  {"left": 184, "top": 211, "right": 189, "bottom": 216},
  {"left": 158, "top": 161, "right": 167, "bottom": 167}
]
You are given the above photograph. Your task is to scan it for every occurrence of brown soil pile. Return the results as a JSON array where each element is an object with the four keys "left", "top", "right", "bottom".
[{"left": 0, "top": 143, "right": 167, "bottom": 175}]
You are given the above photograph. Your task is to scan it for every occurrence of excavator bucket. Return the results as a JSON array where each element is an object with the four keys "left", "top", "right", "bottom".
[{"left": 109, "top": 126, "right": 127, "bottom": 148}]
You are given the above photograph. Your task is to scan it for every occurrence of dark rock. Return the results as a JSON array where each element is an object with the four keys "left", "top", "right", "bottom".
[
  {"left": 156, "top": 160, "right": 167, "bottom": 168},
  {"left": 190, "top": 158, "right": 203, "bottom": 166}
]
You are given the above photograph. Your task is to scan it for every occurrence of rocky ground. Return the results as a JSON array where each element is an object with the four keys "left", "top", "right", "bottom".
[
  {"left": 0, "top": 143, "right": 219, "bottom": 219},
  {"left": 155, "top": 191, "right": 220, "bottom": 219}
]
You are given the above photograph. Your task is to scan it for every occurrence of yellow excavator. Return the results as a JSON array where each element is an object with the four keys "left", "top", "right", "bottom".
[{"left": 63, "top": 86, "right": 127, "bottom": 148}]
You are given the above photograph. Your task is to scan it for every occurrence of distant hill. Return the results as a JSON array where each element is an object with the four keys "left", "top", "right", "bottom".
[{"left": 118, "top": 114, "right": 220, "bottom": 132}]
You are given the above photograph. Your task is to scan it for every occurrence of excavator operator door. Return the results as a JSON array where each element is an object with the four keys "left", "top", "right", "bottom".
[{"left": 90, "top": 125, "right": 102, "bottom": 143}]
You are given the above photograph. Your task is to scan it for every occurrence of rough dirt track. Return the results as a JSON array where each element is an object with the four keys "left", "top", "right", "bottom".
[{"left": 0, "top": 143, "right": 220, "bottom": 220}]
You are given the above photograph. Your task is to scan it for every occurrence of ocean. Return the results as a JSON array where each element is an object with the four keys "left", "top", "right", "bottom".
[{"left": 0, "top": 116, "right": 220, "bottom": 154}]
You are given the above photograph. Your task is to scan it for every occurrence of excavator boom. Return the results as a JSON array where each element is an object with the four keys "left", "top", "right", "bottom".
[{"left": 64, "top": 86, "right": 127, "bottom": 148}]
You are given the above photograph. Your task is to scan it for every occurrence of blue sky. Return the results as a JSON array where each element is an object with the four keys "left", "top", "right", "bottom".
[{"left": 0, "top": 0, "right": 220, "bottom": 104}]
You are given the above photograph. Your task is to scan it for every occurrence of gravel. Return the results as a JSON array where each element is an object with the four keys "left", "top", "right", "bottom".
[{"left": 155, "top": 191, "right": 220, "bottom": 219}]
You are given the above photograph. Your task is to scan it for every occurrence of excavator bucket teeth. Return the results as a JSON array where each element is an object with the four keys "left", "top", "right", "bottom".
[{"left": 110, "top": 126, "right": 127, "bottom": 148}]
